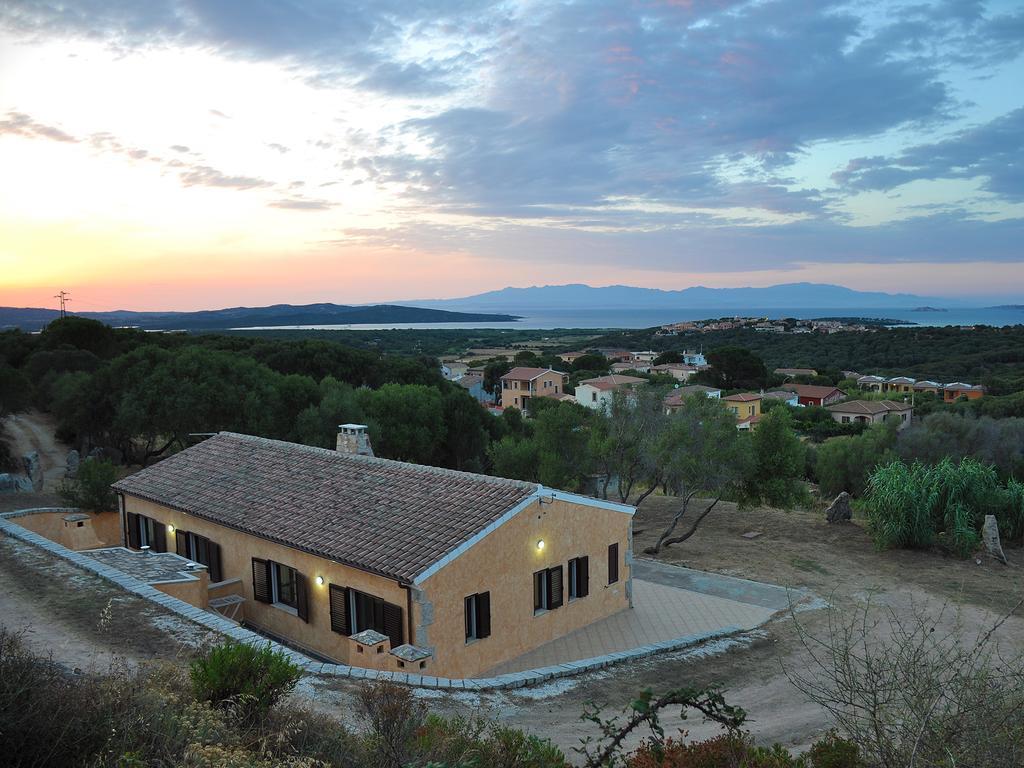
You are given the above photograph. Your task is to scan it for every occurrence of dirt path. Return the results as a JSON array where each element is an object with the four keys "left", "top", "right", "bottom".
[{"left": 2, "top": 409, "right": 69, "bottom": 488}]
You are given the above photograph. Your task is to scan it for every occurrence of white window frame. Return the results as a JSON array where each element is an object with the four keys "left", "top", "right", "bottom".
[{"left": 271, "top": 562, "right": 298, "bottom": 615}]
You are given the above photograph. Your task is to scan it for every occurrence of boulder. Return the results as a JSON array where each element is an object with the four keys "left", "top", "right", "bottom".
[
  {"left": 65, "top": 449, "right": 80, "bottom": 479},
  {"left": 22, "top": 451, "right": 43, "bottom": 492},
  {"left": 982, "top": 515, "right": 1007, "bottom": 565},
  {"left": 825, "top": 491, "right": 852, "bottom": 524},
  {"left": 0, "top": 473, "right": 33, "bottom": 493}
]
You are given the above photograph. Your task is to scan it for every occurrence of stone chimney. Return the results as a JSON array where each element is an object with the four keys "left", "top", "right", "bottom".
[{"left": 337, "top": 424, "right": 374, "bottom": 456}]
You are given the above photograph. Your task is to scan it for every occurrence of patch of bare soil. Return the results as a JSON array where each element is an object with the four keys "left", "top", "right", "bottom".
[
  {"left": 0, "top": 534, "right": 216, "bottom": 672},
  {"left": 2, "top": 409, "right": 70, "bottom": 489}
]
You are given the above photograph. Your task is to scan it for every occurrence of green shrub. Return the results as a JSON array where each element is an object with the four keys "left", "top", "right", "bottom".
[
  {"left": 59, "top": 457, "right": 118, "bottom": 511},
  {"left": 807, "top": 732, "right": 862, "bottom": 768},
  {"left": 417, "top": 714, "right": 569, "bottom": 767},
  {"left": 189, "top": 641, "right": 302, "bottom": 722},
  {"left": 865, "top": 457, "right": 1015, "bottom": 557}
]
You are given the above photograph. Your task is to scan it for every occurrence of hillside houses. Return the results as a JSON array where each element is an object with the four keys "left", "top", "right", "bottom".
[{"left": 856, "top": 374, "right": 985, "bottom": 400}]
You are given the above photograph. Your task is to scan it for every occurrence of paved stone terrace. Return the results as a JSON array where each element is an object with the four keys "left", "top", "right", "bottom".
[
  {"left": 1, "top": 509, "right": 789, "bottom": 690},
  {"left": 82, "top": 547, "right": 204, "bottom": 583},
  {"left": 488, "top": 568, "right": 780, "bottom": 675}
]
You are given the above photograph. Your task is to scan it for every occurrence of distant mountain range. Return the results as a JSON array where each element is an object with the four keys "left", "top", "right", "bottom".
[
  {"left": 403, "top": 282, "right": 957, "bottom": 310},
  {"left": 0, "top": 303, "right": 519, "bottom": 331}
]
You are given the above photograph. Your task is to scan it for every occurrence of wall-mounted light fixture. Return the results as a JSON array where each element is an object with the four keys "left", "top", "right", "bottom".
[
  {"left": 167, "top": 524, "right": 175, "bottom": 533},
  {"left": 315, "top": 575, "right": 325, "bottom": 586},
  {"left": 536, "top": 539, "right": 545, "bottom": 551}
]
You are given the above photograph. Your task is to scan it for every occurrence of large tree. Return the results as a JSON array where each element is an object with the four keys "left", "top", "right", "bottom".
[
  {"left": 699, "top": 347, "right": 768, "bottom": 390},
  {"left": 589, "top": 387, "right": 668, "bottom": 504},
  {"left": 744, "top": 406, "right": 807, "bottom": 508},
  {"left": 645, "top": 395, "right": 750, "bottom": 554}
]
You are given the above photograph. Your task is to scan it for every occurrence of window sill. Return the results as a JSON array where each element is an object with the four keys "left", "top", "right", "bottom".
[{"left": 271, "top": 602, "right": 298, "bottom": 617}]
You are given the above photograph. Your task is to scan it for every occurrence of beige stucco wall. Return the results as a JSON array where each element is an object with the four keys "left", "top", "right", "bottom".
[
  {"left": 155, "top": 570, "right": 209, "bottom": 609},
  {"left": 417, "top": 497, "right": 632, "bottom": 678},
  {"left": 16, "top": 510, "right": 122, "bottom": 551},
  {"left": 122, "top": 496, "right": 410, "bottom": 667}
]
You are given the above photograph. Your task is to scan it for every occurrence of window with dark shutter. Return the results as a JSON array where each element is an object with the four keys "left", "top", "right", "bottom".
[
  {"left": 329, "top": 585, "right": 351, "bottom": 635},
  {"left": 175, "top": 530, "right": 189, "bottom": 557},
  {"left": 295, "top": 572, "right": 309, "bottom": 623},
  {"left": 150, "top": 520, "right": 167, "bottom": 553},
  {"left": 252, "top": 558, "right": 272, "bottom": 603},
  {"left": 608, "top": 543, "right": 619, "bottom": 584},
  {"left": 382, "top": 602, "right": 403, "bottom": 648},
  {"left": 548, "top": 565, "right": 563, "bottom": 609},
  {"left": 533, "top": 570, "right": 546, "bottom": 611},
  {"left": 464, "top": 591, "right": 491, "bottom": 641},
  {"left": 476, "top": 592, "right": 490, "bottom": 638},
  {"left": 126, "top": 512, "right": 140, "bottom": 549},
  {"left": 569, "top": 556, "right": 590, "bottom": 599},
  {"left": 206, "top": 541, "right": 223, "bottom": 583}
]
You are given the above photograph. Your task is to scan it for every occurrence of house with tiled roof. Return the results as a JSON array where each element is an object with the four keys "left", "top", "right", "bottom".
[
  {"left": 112, "top": 429, "right": 633, "bottom": 679},
  {"left": 574, "top": 375, "right": 648, "bottom": 410},
  {"left": 780, "top": 383, "right": 845, "bottom": 407},
  {"left": 499, "top": 367, "right": 568, "bottom": 412},
  {"left": 827, "top": 400, "right": 913, "bottom": 430},
  {"left": 663, "top": 385, "right": 722, "bottom": 413},
  {"left": 722, "top": 393, "right": 762, "bottom": 429},
  {"left": 943, "top": 382, "right": 985, "bottom": 402}
]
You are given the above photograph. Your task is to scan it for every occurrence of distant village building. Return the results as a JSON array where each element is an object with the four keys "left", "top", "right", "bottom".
[
  {"left": 781, "top": 384, "right": 845, "bottom": 407},
  {"left": 499, "top": 367, "right": 568, "bottom": 412},
  {"left": 575, "top": 375, "right": 648, "bottom": 410},
  {"left": 827, "top": 400, "right": 913, "bottom": 430},
  {"left": 722, "top": 393, "right": 762, "bottom": 429}
]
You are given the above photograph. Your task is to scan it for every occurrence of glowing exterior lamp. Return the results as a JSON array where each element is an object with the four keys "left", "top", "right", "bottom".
[
  {"left": 167, "top": 524, "right": 175, "bottom": 533},
  {"left": 315, "top": 575, "right": 325, "bottom": 586},
  {"left": 536, "top": 539, "right": 545, "bottom": 551}
]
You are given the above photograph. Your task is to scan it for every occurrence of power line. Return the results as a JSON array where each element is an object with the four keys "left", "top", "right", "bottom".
[{"left": 53, "top": 290, "right": 72, "bottom": 318}]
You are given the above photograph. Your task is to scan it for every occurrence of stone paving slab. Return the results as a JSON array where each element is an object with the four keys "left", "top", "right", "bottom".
[
  {"left": 632, "top": 558, "right": 802, "bottom": 610},
  {"left": 487, "top": 576, "right": 777, "bottom": 675}
]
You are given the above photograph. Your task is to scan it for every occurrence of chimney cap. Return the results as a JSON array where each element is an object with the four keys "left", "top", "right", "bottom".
[{"left": 338, "top": 423, "right": 368, "bottom": 431}]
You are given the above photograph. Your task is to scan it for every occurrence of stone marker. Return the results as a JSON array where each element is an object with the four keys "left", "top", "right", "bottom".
[
  {"left": 825, "top": 491, "right": 852, "bottom": 523},
  {"left": 65, "top": 449, "right": 80, "bottom": 479},
  {"left": 982, "top": 514, "right": 1007, "bottom": 565},
  {"left": 22, "top": 451, "right": 43, "bottom": 492}
]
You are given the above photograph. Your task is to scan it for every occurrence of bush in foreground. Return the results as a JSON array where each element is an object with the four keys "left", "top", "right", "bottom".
[{"left": 189, "top": 640, "right": 303, "bottom": 723}]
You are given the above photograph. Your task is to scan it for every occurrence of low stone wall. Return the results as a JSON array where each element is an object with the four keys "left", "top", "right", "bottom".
[
  {"left": 0, "top": 510, "right": 741, "bottom": 690},
  {"left": 9, "top": 508, "right": 121, "bottom": 551}
]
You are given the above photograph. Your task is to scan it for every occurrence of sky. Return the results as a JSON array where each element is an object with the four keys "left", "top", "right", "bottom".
[{"left": 0, "top": 0, "right": 1022, "bottom": 311}]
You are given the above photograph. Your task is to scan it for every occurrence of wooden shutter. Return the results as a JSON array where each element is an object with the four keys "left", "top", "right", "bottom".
[
  {"left": 151, "top": 519, "right": 167, "bottom": 553},
  {"left": 252, "top": 558, "right": 272, "bottom": 603},
  {"left": 608, "top": 543, "right": 619, "bottom": 584},
  {"left": 126, "top": 512, "right": 140, "bottom": 549},
  {"left": 295, "top": 572, "right": 310, "bottom": 623},
  {"left": 382, "top": 601, "right": 404, "bottom": 648},
  {"left": 194, "top": 536, "right": 210, "bottom": 569},
  {"left": 548, "top": 565, "right": 564, "bottom": 609},
  {"left": 329, "top": 585, "right": 351, "bottom": 635},
  {"left": 476, "top": 592, "right": 491, "bottom": 639},
  {"left": 206, "top": 541, "right": 223, "bottom": 583},
  {"left": 578, "top": 556, "right": 589, "bottom": 598},
  {"left": 175, "top": 530, "right": 189, "bottom": 557}
]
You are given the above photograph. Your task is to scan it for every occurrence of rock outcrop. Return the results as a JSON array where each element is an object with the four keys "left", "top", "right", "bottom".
[{"left": 825, "top": 491, "right": 852, "bottom": 523}]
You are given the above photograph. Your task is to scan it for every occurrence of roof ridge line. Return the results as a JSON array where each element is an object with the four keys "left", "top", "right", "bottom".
[{"left": 217, "top": 432, "right": 536, "bottom": 489}]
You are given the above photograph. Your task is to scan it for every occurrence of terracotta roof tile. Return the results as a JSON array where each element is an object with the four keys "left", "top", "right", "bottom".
[{"left": 112, "top": 432, "right": 537, "bottom": 583}]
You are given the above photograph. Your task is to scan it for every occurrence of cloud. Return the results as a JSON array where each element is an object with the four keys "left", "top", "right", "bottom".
[
  {"left": 268, "top": 197, "right": 334, "bottom": 210},
  {"left": 0, "top": 111, "right": 77, "bottom": 143},
  {"left": 267, "top": 142, "right": 290, "bottom": 154},
  {"left": 178, "top": 165, "right": 273, "bottom": 190},
  {"left": 833, "top": 107, "right": 1024, "bottom": 201}
]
